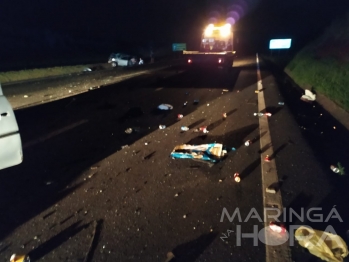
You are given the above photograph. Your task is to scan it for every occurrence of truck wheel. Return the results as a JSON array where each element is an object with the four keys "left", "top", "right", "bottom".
[{"left": 111, "top": 62, "right": 117, "bottom": 67}]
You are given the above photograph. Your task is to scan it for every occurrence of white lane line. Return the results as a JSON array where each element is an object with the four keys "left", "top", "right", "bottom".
[
  {"left": 23, "top": 119, "right": 88, "bottom": 148},
  {"left": 256, "top": 54, "right": 292, "bottom": 262}
]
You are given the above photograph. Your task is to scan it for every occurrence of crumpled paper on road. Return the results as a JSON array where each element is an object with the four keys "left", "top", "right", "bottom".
[
  {"left": 295, "top": 226, "right": 348, "bottom": 262},
  {"left": 301, "top": 89, "right": 316, "bottom": 102}
]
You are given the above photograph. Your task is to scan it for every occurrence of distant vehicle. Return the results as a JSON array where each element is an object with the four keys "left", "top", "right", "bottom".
[
  {"left": 0, "top": 84, "right": 23, "bottom": 170},
  {"left": 108, "top": 53, "right": 138, "bottom": 67},
  {"left": 183, "top": 23, "right": 236, "bottom": 68}
]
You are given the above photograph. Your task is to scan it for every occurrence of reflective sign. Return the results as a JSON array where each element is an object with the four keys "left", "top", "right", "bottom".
[{"left": 269, "top": 39, "right": 292, "bottom": 49}]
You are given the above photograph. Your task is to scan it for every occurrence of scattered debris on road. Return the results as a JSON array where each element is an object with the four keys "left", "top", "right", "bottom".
[
  {"left": 183, "top": 101, "right": 188, "bottom": 106},
  {"left": 264, "top": 155, "right": 271, "bottom": 162},
  {"left": 269, "top": 221, "right": 286, "bottom": 233},
  {"left": 177, "top": 114, "right": 183, "bottom": 120},
  {"left": 90, "top": 166, "right": 98, "bottom": 170},
  {"left": 23, "top": 95, "right": 28, "bottom": 98},
  {"left": 10, "top": 254, "right": 30, "bottom": 262},
  {"left": 244, "top": 140, "right": 252, "bottom": 146},
  {"left": 300, "top": 89, "right": 316, "bottom": 102},
  {"left": 295, "top": 226, "right": 349, "bottom": 262},
  {"left": 223, "top": 89, "right": 229, "bottom": 92},
  {"left": 278, "top": 102, "right": 285, "bottom": 105},
  {"left": 331, "top": 163, "right": 345, "bottom": 175},
  {"left": 125, "top": 128, "right": 133, "bottom": 134},
  {"left": 193, "top": 99, "right": 199, "bottom": 105},
  {"left": 193, "top": 126, "right": 209, "bottom": 133},
  {"left": 170, "top": 143, "right": 227, "bottom": 163},
  {"left": 159, "top": 125, "right": 166, "bottom": 129},
  {"left": 223, "top": 113, "right": 227, "bottom": 119},
  {"left": 158, "top": 104, "right": 173, "bottom": 110},
  {"left": 121, "top": 145, "right": 129, "bottom": 149},
  {"left": 181, "top": 126, "right": 189, "bottom": 132},
  {"left": 234, "top": 173, "right": 241, "bottom": 182}
]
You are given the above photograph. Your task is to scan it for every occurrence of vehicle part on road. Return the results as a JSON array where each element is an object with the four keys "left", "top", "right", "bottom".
[
  {"left": 158, "top": 104, "right": 173, "bottom": 110},
  {"left": 10, "top": 254, "right": 30, "bottom": 262},
  {"left": 244, "top": 140, "right": 252, "bottom": 146},
  {"left": 193, "top": 99, "right": 199, "bottom": 104},
  {"left": 223, "top": 112, "right": 227, "bottom": 119},
  {"left": 295, "top": 226, "right": 349, "bottom": 262},
  {"left": 183, "top": 101, "right": 188, "bottom": 106},
  {"left": 159, "top": 125, "right": 166, "bottom": 129},
  {"left": 264, "top": 155, "right": 271, "bottom": 162},
  {"left": 278, "top": 102, "right": 285, "bottom": 105},
  {"left": 181, "top": 126, "right": 189, "bottom": 131},
  {"left": 301, "top": 89, "right": 316, "bottom": 102},
  {"left": 125, "top": 128, "right": 133, "bottom": 134},
  {"left": 177, "top": 114, "right": 183, "bottom": 120},
  {"left": 170, "top": 143, "right": 227, "bottom": 163},
  {"left": 234, "top": 173, "right": 240, "bottom": 182}
]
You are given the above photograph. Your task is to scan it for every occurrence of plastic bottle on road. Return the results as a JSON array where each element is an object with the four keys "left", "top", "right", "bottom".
[
  {"left": 278, "top": 102, "right": 285, "bottom": 105},
  {"left": 159, "top": 125, "right": 166, "bottom": 129},
  {"left": 181, "top": 126, "right": 189, "bottom": 131}
]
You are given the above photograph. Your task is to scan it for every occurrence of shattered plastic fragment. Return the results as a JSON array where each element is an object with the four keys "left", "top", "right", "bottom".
[
  {"left": 177, "top": 114, "right": 183, "bottom": 120},
  {"left": 158, "top": 104, "right": 173, "bottom": 110},
  {"left": 181, "top": 126, "right": 189, "bottom": 131},
  {"left": 159, "top": 125, "right": 166, "bottom": 129},
  {"left": 223, "top": 113, "right": 227, "bottom": 119},
  {"left": 264, "top": 155, "right": 271, "bottom": 162}
]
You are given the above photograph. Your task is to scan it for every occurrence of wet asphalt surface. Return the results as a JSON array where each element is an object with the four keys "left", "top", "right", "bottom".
[{"left": 0, "top": 56, "right": 349, "bottom": 262}]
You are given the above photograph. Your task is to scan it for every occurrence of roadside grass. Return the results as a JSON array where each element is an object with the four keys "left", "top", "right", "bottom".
[
  {"left": 0, "top": 65, "right": 88, "bottom": 84},
  {"left": 286, "top": 49, "right": 349, "bottom": 112}
]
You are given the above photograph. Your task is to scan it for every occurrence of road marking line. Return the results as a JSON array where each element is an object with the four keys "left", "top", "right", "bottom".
[
  {"left": 23, "top": 119, "right": 88, "bottom": 148},
  {"left": 256, "top": 54, "right": 292, "bottom": 262}
]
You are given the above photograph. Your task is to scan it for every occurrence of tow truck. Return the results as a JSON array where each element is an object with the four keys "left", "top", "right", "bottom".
[{"left": 183, "top": 23, "right": 236, "bottom": 68}]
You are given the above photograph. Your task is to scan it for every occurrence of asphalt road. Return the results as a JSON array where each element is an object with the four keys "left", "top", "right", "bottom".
[{"left": 1, "top": 57, "right": 349, "bottom": 262}]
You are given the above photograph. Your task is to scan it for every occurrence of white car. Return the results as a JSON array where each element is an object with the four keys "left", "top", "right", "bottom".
[
  {"left": 0, "top": 84, "right": 23, "bottom": 170},
  {"left": 108, "top": 53, "right": 138, "bottom": 67}
]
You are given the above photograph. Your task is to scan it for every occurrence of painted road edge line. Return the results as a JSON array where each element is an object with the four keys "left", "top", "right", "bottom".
[{"left": 256, "top": 54, "right": 292, "bottom": 262}]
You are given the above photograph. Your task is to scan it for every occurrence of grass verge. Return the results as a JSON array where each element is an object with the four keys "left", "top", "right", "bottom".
[
  {"left": 0, "top": 65, "right": 88, "bottom": 84},
  {"left": 285, "top": 49, "right": 349, "bottom": 112}
]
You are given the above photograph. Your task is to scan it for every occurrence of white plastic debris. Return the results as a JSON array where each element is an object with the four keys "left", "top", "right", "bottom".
[
  {"left": 301, "top": 89, "right": 316, "bottom": 102},
  {"left": 158, "top": 104, "right": 173, "bottom": 110}
]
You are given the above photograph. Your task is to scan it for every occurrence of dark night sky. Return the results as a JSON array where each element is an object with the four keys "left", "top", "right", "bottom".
[{"left": 1, "top": 0, "right": 349, "bottom": 58}]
